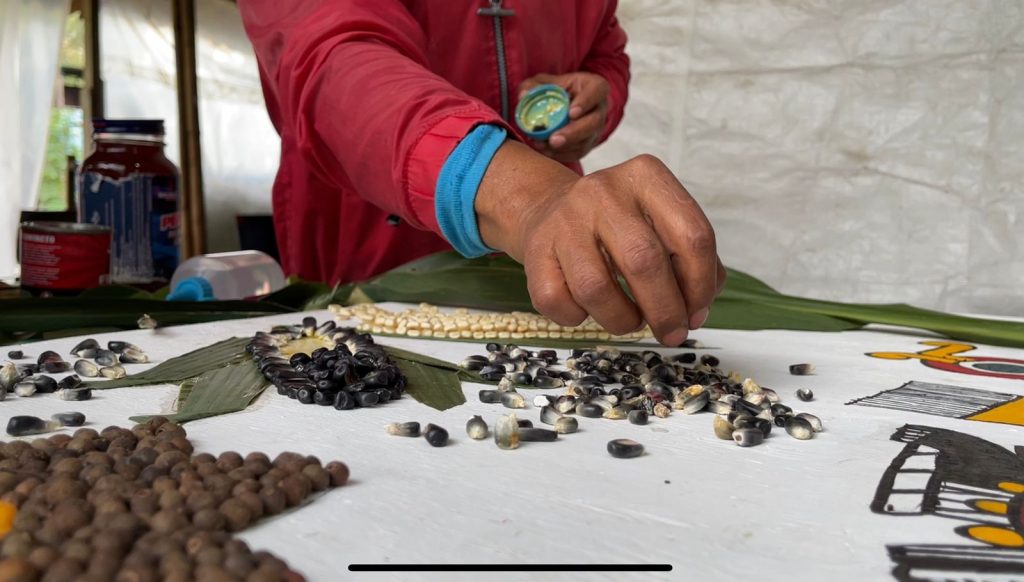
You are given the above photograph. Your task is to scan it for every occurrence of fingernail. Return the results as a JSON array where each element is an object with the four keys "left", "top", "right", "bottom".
[
  {"left": 665, "top": 327, "right": 688, "bottom": 347},
  {"left": 549, "top": 135, "right": 566, "bottom": 148},
  {"left": 689, "top": 308, "right": 710, "bottom": 330},
  {"left": 569, "top": 106, "right": 582, "bottom": 118}
]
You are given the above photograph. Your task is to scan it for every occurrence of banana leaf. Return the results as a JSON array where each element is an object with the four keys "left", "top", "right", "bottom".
[
  {"left": 85, "top": 337, "right": 251, "bottom": 389},
  {"left": 130, "top": 359, "right": 269, "bottom": 424},
  {"left": 355, "top": 252, "right": 1024, "bottom": 349}
]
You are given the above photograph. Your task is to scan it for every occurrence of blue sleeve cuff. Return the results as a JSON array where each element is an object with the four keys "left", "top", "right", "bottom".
[{"left": 435, "top": 124, "right": 507, "bottom": 258}]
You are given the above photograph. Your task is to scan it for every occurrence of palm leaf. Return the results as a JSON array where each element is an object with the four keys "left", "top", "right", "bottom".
[{"left": 130, "top": 360, "right": 268, "bottom": 424}]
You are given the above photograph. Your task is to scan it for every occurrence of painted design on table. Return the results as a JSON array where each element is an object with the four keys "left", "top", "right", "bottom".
[
  {"left": 871, "top": 424, "right": 1024, "bottom": 581},
  {"left": 867, "top": 341, "right": 1024, "bottom": 381},
  {"left": 848, "top": 381, "right": 1024, "bottom": 427}
]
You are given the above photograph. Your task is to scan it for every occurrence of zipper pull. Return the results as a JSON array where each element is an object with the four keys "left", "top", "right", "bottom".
[{"left": 478, "top": 0, "right": 514, "bottom": 17}]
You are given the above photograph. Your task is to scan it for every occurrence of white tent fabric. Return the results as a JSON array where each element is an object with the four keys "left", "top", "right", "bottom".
[
  {"left": 98, "top": 0, "right": 1022, "bottom": 315},
  {"left": 100, "top": 0, "right": 279, "bottom": 254},
  {"left": 587, "top": 0, "right": 1024, "bottom": 316},
  {"left": 0, "top": 0, "right": 70, "bottom": 279}
]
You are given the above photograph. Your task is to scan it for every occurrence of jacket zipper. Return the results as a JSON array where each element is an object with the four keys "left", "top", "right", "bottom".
[{"left": 478, "top": 0, "right": 515, "bottom": 120}]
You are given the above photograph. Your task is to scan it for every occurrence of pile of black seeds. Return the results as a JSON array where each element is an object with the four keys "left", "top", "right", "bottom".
[
  {"left": 248, "top": 318, "right": 407, "bottom": 410},
  {"left": 0, "top": 417, "right": 349, "bottom": 581}
]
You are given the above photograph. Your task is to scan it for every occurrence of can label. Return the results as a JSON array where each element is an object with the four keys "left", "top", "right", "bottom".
[
  {"left": 20, "top": 225, "right": 111, "bottom": 290},
  {"left": 80, "top": 173, "right": 180, "bottom": 283}
]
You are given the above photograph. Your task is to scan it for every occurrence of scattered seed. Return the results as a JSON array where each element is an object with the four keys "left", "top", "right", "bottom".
[
  {"left": 14, "top": 382, "right": 36, "bottom": 397},
  {"left": 785, "top": 416, "right": 814, "bottom": 440},
  {"left": 478, "top": 389, "right": 501, "bottom": 404},
  {"left": 41, "top": 361, "right": 71, "bottom": 373},
  {"left": 99, "top": 365, "right": 126, "bottom": 379},
  {"left": 107, "top": 340, "right": 141, "bottom": 354},
  {"left": 628, "top": 409, "right": 649, "bottom": 425},
  {"left": 700, "top": 355, "right": 720, "bottom": 367},
  {"left": 516, "top": 419, "right": 533, "bottom": 428},
  {"left": 653, "top": 402, "right": 672, "bottom": 418},
  {"left": 385, "top": 422, "right": 421, "bottom": 437},
  {"left": 70, "top": 338, "right": 99, "bottom": 357},
  {"left": 32, "top": 375, "right": 57, "bottom": 393},
  {"left": 73, "top": 359, "right": 100, "bottom": 378},
  {"left": 57, "top": 388, "right": 92, "bottom": 402},
  {"left": 137, "top": 313, "right": 157, "bottom": 329},
  {"left": 533, "top": 394, "right": 554, "bottom": 407},
  {"left": 576, "top": 403, "right": 603, "bottom": 418},
  {"left": 519, "top": 428, "right": 558, "bottom": 442},
  {"left": 789, "top": 363, "right": 814, "bottom": 376},
  {"left": 500, "top": 390, "right": 526, "bottom": 409},
  {"left": 733, "top": 428, "right": 764, "bottom": 447},
  {"left": 119, "top": 348, "right": 149, "bottom": 364},
  {"left": 539, "top": 406, "right": 562, "bottom": 426},
  {"left": 7, "top": 350, "right": 24, "bottom": 359},
  {"left": 466, "top": 416, "right": 489, "bottom": 440},
  {"left": 796, "top": 388, "right": 814, "bottom": 402},
  {"left": 494, "top": 413, "right": 520, "bottom": 450},
  {"left": 554, "top": 417, "right": 578, "bottom": 434},
  {"left": 607, "top": 439, "right": 644, "bottom": 459},
  {"left": 795, "top": 412, "right": 823, "bottom": 432},
  {"left": 51, "top": 412, "right": 86, "bottom": 427},
  {"left": 603, "top": 406, "right": 629, "bottom": 420},
  {"left": 423, "top": 424, "right": 449, "bottom": 447},
  {"left": 7, "top": 416, "right": 58, "bottom": 437},
  {"left": 713, "top": 415, "right": 734, "bottom": 440}
]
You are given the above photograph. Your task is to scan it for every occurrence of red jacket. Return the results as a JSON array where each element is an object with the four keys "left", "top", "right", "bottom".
[{"left": 239, "top": 0, "right": 629, "bottom": 284}]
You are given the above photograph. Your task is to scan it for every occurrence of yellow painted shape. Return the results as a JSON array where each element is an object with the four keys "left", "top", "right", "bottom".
[
  {"left": 965, "top": 525, "right": 1024, "bottom": 548},
  {"left": 868, "top": 341, "right": 977, "bottom": 364},
  {"left": 971, "top": 499, "right": 1009, "bottom": 515},
  {"left": 999, "top": 482, "right": 1024, "bottom": 494},
  {"left": 967, "top": 398, "right": 1024, "bottom": 427},
  {"left": 0, "top": 500, "right": 16, "bottom": 539},
  {"left": 278, "top": 336, "right": 332, "bottom": 358}
]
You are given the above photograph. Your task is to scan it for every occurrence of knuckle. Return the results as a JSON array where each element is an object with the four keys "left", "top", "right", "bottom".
[
  {"left": 687, "top": 224, "right": 717, "bottom": 256},
  {"left": 530, "top": 283, "right": 565, "bottom": 316},
  {"left": 629, "top": 153, "right": 664, "bottom": 172},
  {"left": 619, "top": 237, "right": 665, "bottom": 280},
  {"left": 572, "top": 272, "right": 616, "bottom": 307}
]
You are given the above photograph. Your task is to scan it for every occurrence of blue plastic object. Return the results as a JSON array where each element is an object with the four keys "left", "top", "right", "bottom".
[
  {"left": 514, "top": 84, "right": 570, "bottom": 140},
  {"left": 165, "top": 276, "right": 215, "bottom": 301}
]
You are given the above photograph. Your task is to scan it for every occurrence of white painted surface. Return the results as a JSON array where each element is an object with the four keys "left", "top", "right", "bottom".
[{"left": 3, "top": 306, "right": 1024, "bottom": 581}]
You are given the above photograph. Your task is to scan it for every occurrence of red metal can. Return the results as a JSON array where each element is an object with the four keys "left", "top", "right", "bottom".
[{"left": 19, "top": 222, "right": 112, "bottom": 294}]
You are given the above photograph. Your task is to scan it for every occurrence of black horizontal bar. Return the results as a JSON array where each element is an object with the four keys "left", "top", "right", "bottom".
[{"left": 349, "top": 564, "right": 672, "bottom": 572}]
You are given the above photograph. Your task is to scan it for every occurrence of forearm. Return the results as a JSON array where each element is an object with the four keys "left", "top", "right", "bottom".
[{"left": 474, "top": 140, "right": 580, "bottom": 258}]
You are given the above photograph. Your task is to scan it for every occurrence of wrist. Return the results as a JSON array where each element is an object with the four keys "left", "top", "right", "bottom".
[{"left": 475, "top": 140, "right": 580, "bottom": 257}]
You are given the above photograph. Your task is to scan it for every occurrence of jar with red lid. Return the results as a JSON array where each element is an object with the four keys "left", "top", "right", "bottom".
[{"left": 78, "top": 119, "right": 181, "bottom": 285}]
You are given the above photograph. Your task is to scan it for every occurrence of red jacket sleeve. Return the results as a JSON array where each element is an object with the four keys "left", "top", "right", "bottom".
[
  {"left": 580, "top": 0, "right": 630, "bottom": 144},
  {"left": 238, "top": 0, "right": 509, "bottom": 234}
]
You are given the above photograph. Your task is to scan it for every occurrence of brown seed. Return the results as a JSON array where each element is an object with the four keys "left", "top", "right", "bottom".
[
  {"left": 231, "top": 479, "right": 260, "bottom": 497},
  {"left": 258, "top": 468, "right": 288, "bottom": 489},
  {"left": 185, "top": 491, "right": 218, "bottom": 516},
  {"left": 81, "top": 464, "right": 112, "bottom": 487},
  {"left": 258, "top": 487, "right": 286, "bottom": 516},
  {"left": 144, "top": 416, "right": 170, "bottom": 430},
  {"left": 45, "top": 477, "right": 86, "bottom": 505},
  {"left": 247, "top": 566, "right": 285, "bottom": 582},
  {"left": 194, "top": 546, "right": 224, "bottom": 567},
  {"left": 192, "top": 507, "right": 225, "bottom": 531},
  {"left": 0, "top": 492, "right": 26, "bottom": 507},
  {"left": 30, "top": 438, "right": 56, "bottom": 455},
  {"left": 154, "top": 450, "right": 189, "bottom": 472},
  {"left": 130, "top": 489, "right": 159, "bottom": 517},
  {"left": 72, "top": 427, "right": 99, "bottom": 440},
  {"left": 227, "top": 468, "right": 255, "bottom": 483},
  {"left": 51, "top": 456, "right": 83, "bottom": 475},
  {"left": 224, "top": 552, "right": 255, "bottom": 578},
  {"left": 82, "top": 451, "right": 115, "bottom": 467},
  {"left": 271, "top": 452, "right": 306, "bottom": 474},
  {"left": 215, "top": 451, "right": 244, "bottom": 473},
  {"left": 191, "top": 453, "right": 216, "bottom": 466},
  {"left": 202, "top": 475, "right": 236, "bottom": 502},
  {"left": 0, "top": 460, "right": 20, "bottom": 473},
  {"left": 14, "top": 478, "right": 41, "bottom": 497},
  {"left": 301, "top": 464, "right": 330, "bottom": 492},
  {"left": 168, "top": 437, "right": 193, "bottom": 455},
  {"left": 138, "top": 464, "right": 168, "bottom": 486},
  {"left": 235, "top": 491, "right": 264, "bottom": 521},
  {"left": 0, "top": 557, "right": 39, "bottom": 581},
  {"left": 279, "top": 474, "right": 311, "bottom": 507},
  {"left": 91, "top": 528, "right": 132, "bottom": 554},
  {"left": 151, "top": 476, "right": 178, "bottom": 495},
  {"left": 149, "top": 509, "right": 188, "bottom": 534},
  {"left": 0, "top": 473, "right": 19, "bottom": 495},
  {"left": 1, "top": 532, "right": 33, "bottom": 559},
  {"left": 194, "top": 564, "right": 234, "bottom": 582},
  {"left": 41, "top": 557, "right": 83, "bottom": 582},
  {"left": 27, "top": 546, "right": 59, "bottom": 572},
  {"left": 116, "top": 563, "right": 158, "bottom": 582},
  {"left": 155, "top": 422, "right": 187, "bottom": 439},
  {"left": 63, "top": 539, "right": 92, "bottom": 563},
  {"left": 218, "top": 498, "right": 252, "bottom": 532},
  {"left": 49, "top": 499, "right": 91, "bottom": 534},
  {"left": 158, "top": 489, "right": 185, "bottom": 510},
  {"left": 86, "top": 549, "right": 123, "bottom": 580},
  {"left": 65, "top": 438, "right": 95, "bottom": 455},
  {"left": 324, "top": 461, "right": 350, "bottom": 487}
]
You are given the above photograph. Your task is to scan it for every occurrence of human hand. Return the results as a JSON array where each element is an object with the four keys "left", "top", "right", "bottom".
[
  {"left": 517, "top": 72, "right": 609, "bottom": 163},
  {"left": 476, "top": 142, "right": 726, "bottom": 346}
]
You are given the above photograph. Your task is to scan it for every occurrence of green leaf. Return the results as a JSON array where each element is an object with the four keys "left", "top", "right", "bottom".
[
  {"left": 85, "top": 337, "right": 251, "bottom": 389},
  {"left": 130, "top": 359, "right": 269, "bottom": 424},
  {"left": 398, "top": 359, "right": 466, "bottom": 411},
  {"left": 351, "top": 251, "right": 1024, "bottom": 349}
]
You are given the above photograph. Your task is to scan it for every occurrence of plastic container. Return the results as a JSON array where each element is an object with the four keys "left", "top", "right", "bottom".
[
  {"left": 167, "top": 250, "right": 285, "bottom": 301},
  {"left": 78, "top": 119, "right": 180, "bottom": 286}
]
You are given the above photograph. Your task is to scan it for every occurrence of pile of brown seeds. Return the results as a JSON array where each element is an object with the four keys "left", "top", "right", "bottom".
[{"left": 0, "top": 417, "right": 349, "bottom": 581}]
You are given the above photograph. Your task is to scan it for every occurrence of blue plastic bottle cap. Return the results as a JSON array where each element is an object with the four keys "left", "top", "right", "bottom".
[
  {"left": 166, "top": 276, "right": 215, "bottom": 302},
  {"left": 515, "top": 84, "right": 571, "bottom": 140}
]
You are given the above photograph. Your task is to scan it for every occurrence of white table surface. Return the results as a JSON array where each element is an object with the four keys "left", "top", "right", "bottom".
[{"left": 3, "top": 305, "right": 1023, "bottom": 582}]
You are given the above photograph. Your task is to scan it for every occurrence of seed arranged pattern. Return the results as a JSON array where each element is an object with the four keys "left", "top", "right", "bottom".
[
  {"left": 0, "top": 417, "right": 349, "bottom": 580},
  {"left": 246, "top": 318, "right": 407, "bottom": 411},
  {"left": 331, "top": 303, "right": 653, "bottom": 341}
]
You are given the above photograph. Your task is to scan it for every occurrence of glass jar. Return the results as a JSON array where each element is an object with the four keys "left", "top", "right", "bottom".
[{"left": 78, "top": 119, "right": 181, "bottom": 285}]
